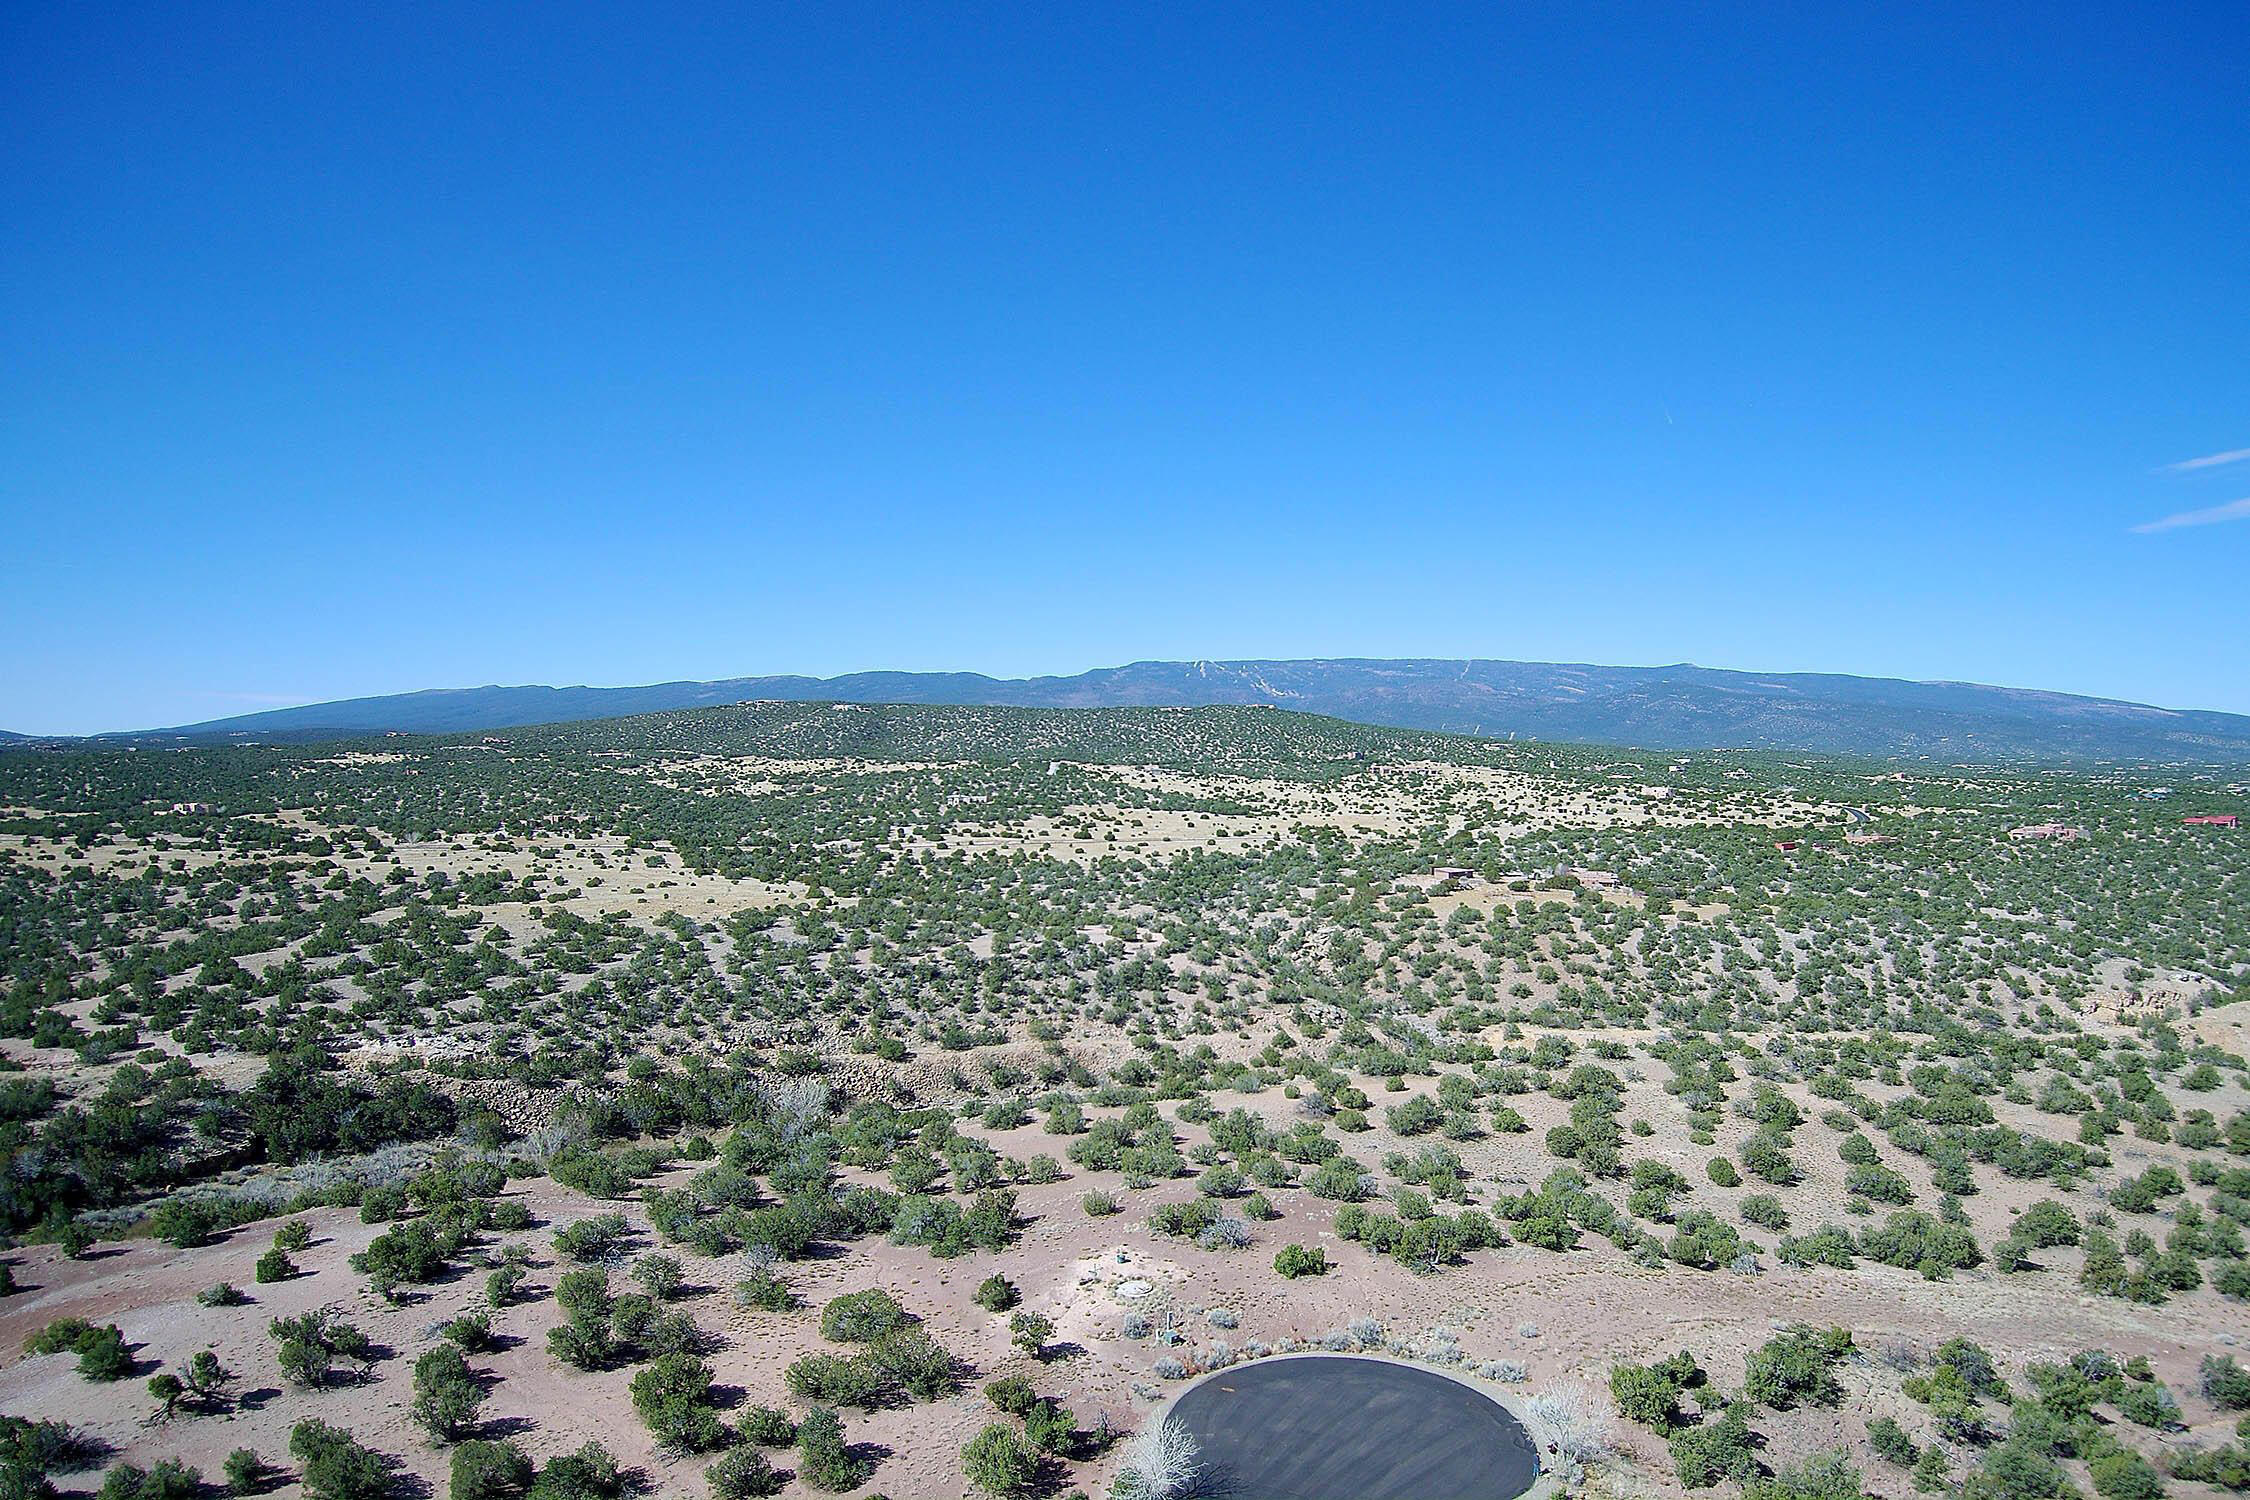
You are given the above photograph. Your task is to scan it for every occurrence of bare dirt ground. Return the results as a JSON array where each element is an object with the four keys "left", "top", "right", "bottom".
[{"left": 8, "top": 1073, "right": 2246, "bottom": 1500}]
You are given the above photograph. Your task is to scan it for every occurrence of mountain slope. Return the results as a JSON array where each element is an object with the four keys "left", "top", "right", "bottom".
[
  {"left": 102, "top": 658, "right": 2250, "bottom": 762},
  {"left": 531, "top": 700, "right": 1453, "bottom": 768}
]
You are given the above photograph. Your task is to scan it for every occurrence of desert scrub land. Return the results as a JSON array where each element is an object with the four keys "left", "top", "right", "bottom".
[{"left": 1, "top": 702, "right": 2247, "bottom": 1499}]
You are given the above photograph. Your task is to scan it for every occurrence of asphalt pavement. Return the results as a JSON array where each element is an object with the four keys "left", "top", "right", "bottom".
[{"left": 1166, "top": 1355, "right": 1540, "bottom": 1499}]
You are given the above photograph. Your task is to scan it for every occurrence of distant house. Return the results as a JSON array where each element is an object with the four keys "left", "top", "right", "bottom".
[
  {"left": 161, "top": 801, "right": 219, "bottom": 815},
  {"left": 1562, "top": 866, "right": 1621, "bottom": 888},
  {"left": 1773, "top": 840, "right": 1801, "bottom": 852},
  {"left": 2184, "top": 814, "right": 2240, "bottom": 829},
  {"left": 2009, "top": 823, "right": 2085, "bottom": 841},
  {"left": 1397, "top": 866, "right": 1481, "bottom": 892},
  {"left": 1843, "top": 831, "right": 1897, "bottom": 845}
]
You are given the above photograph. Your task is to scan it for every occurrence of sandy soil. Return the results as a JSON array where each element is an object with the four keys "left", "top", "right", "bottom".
[{"left": 8, "top": 1068, "right": 2246, "bottom": 1500}]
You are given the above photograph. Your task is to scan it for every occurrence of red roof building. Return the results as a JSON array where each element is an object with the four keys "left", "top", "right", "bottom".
[{"left": 2184, "top": 814, "right": 2239, "bottom": 828}]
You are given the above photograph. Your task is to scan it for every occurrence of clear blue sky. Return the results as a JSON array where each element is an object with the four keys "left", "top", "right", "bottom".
[{"left": 4, "top": 4, "right": 2245, "bottom": 734}]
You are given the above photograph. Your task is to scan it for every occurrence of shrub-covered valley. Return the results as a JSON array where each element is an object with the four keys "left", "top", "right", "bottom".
[{"left": 2, "top": 701, "right": 2246, "bottom": 1500}]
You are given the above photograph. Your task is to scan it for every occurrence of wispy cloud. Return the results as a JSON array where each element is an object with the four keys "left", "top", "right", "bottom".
[
  {"left": 2132, "top": 496, "right": 2250, "bottom": 533},
  {"left": 2163, "top": 446, "right": 2250, "bottom": 472}
]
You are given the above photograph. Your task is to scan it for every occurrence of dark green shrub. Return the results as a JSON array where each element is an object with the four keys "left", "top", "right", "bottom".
[
  {"left": 785, "top": 1353, "right": 888, "bottom": 1410},
  {"left": 148, "top": 1200, "right": 222, "bottom": 1249},
  {"left": 632, "top": 1255, "right": 684, "bottom": 1301},
  {"left": 2205, "top": 1354, "right": 2250, "bottom": 1410},
  {"left": 1008, "top": 1311, "right": 1055, "bottom": 1360},
  {"left": 448, "top": 1441, "right": 533, "bottom": 1500},
  {"left": 1867, "top": 1416, "right": 1918, "bottom": 1466},
  {"left": 74, "top": 1325, "right": 132, "bottom": 1382},
  {"left": 1610, "top": 1353, "right": 1705, "bottom": 1432},
  {"left": 552, "top": 1214, "right": 630, "bottom": 1263},
  {"left": 1742, "top": 1451, "right": 1871, "bottom": 1500},
  {"left": 271, "top": 1308, "right": 373, "bottom": 1388},
  {"left": 1147, "top": 1199, "right": 1220, "bottom": 1238},
  {"left": 628, "top": 1353, "right": 724, "bottom": 1453},
  {"left": 222, "top": 1449, "right": 265, "bottom": 1497},
  {"left": 960, "top": 1422, "right": 1037, "bottom": 1498},
  {"left": 23, "top": 1318, "right": 96, "bottom": 1357},
  {"left": 737, "top": 1406, "right": 796, "bottom": 1447},
  {"left": 795, "top": 1407, "right": 866, "bottom": 1493},
  {"left": 1669, "top": 1403, "right": 1756, "bottom": 1489},
  {"left": 867, "top": 1326, "right": 958, "bottom": 1399},
  {"left": 2087, "top": 1449, "right": 2163, "bottom": 1500},
  {"left": 1744, "top": 1325, "right": 1852, "bottom": 1410},
  {"left": 704, "top": 1448, "right": 782, "bottom": 1500},
  {"left": 410, "top": 1345, "right": 486, "bottom": 1443},
  {"left": 1023, "top": 1397, "right": 1075, "bottom": 1455},
  {"left": 100, "top": 1461, "right": 202, "bottom": 1500},
  {"left": 355, "top": 1221, "right": 446, "bottom": 1288},
  {"left": 525, "top": 1443, "right": 622, "bottom": 1500},
  {"left": 985, "top": 1374, "right": 1037, "bottom": 1414},
  {"left": 819, "top": 1290, "right": 908, "bottom": 1343},
  {"left": 146, "top": 1373, "right": 185, "bottom": 1422},
  {"left": 290, "top": 1421, "right": 392, "bottom": 1500}
]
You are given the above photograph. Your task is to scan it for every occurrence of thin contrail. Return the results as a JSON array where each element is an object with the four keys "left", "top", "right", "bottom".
[
  {"left": 2164, "top": 446, "right": 2250, "bottom": 472},
  {"left": 2132, "top": 496, "right": 2250, "bottom": 533}
]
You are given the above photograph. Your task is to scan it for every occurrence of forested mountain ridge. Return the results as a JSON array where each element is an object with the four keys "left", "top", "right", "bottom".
[{"left": 80, "top": 657, "right": 2250, "bottom": 761}]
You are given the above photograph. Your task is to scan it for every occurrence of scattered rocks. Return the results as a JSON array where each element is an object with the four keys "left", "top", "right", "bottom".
[{"left": 428, "top": 1075, "right": 560, "bottom": 1136}]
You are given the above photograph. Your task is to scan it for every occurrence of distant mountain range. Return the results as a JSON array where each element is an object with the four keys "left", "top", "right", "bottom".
[{"left": 36, "top": 658, "right": 2250, "bottom": 762}]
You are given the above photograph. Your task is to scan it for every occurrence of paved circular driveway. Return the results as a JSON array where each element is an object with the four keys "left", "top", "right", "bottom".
[{"left": 1166, "top": 1355, "right": 1540, "bottom": 1499}]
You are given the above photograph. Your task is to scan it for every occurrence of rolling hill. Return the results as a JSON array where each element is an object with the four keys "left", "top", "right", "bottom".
[{"left": 91, "top": 658, "right": 2250, "bottom": 762}]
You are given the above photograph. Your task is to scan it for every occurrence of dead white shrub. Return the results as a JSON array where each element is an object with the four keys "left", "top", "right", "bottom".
[
  {"left": 761, "top": 1075, "right": 831, "bottom": 1138},
  {"left": 1115, "top": 1415, "right": 1202, "bottom": 1499},
  {"left": 1526, "top": 1382, "right": 1613, "bottom": 1475}
]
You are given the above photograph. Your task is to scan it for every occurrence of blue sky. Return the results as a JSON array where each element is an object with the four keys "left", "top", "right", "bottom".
[{"left": 3, "top": 4, "right": 2245, "bottom": 734}]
